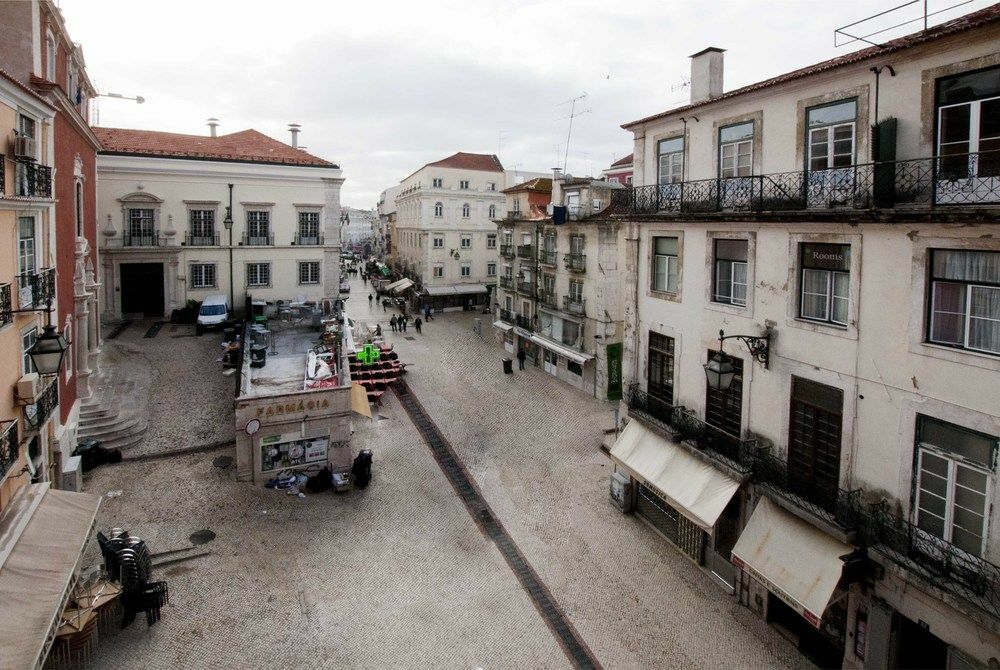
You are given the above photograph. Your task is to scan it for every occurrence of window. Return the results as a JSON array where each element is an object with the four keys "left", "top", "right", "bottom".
[
  {"left": 487, "top": 234, "right": 497, "bottom": 249},
  {"left": 787, "top": 377, "right": 844, "bottom": 509},
  {"left": 246, "top": 211, "right": 270, "bottom": 244},
  {"left": 75, "top": 181, "right": 83, "bottom": 237},
  {"left": 460, "top": 180, "right": 469, "bottom": 189},
  {"left": 246, "top": 262, "right": 271, "bottom": 287},
  {"left": 298, "top": 261, "right": 320, "bottom": 285},
  {"left": 45, "top": 34, "right": 57, "bottom": 80},
  {"left": 22, "top": 327, "right": 38, "bottom": 375},
  {"left": 433, "top": 236, "right": 444, "bottom": 248},
  {"left": 17, "top": 216, "right": 36, "bottom": 288},
  {"left": 807, "top": 100, "right": 857, "bottom": 170},
  {"left": 719, "top": 122, "right": 754, "bottom": 178},
  {"left": 461, "top": 264, "right": 471, "bottom": 277},
  {"left": 915, "top": 416, "right": 996, "bottom": 556},
  {"left": 713, "top": 239, "right": 748, "bottom": 306},
  {"left": 488, "top": 204, "right": 496, "bottom": 218},
  {"left": 626, "top": 175, "right": 633, "bottom": 185},
  {"left": 652, "top": 236, "right": 679, "bottom": 293},
  {"left": 609, "top": 177, "right": 619, "bottom": 184},
  {"left": 189, "top": 263, "right": 217, "bottom": 289},
  {"left": 298, "top": 211, "right": 320, "bottom": 243},
  {"left": 189, "top": 210, "right": 215, "bottom": 244},
  {"left": 433, "top": 265, "right": 444, "bottom": 278},
  {"left": 657, "top": 137, "right": 684, "bottom": 184},
  {"left": 928, "top": 249, "right": 1000, "bottom": 354},
  {"left": 647, "top": 332, "right": 675, "bottom": 405},
  {"left": 127, "top": 208, "right": 155, "bottom": 244},
  {"left": 432, "top": 178, "right": 443, "bottom": 188},
  {"left": 487, "top": 182, "right": 496, "bottom": 191},
  {"left": 705, "top": 352, "right": 742, "bottom": 437},
  {"left": 800, "top": 243, "right": 850, "bottom": 325},
  {"left": 462, "top": 203, "right": 470, "bottom": 218},
  {"left": 487, "top": 262, "right": 496, "bottom": 277},
  {"left": 512, "top": 198, "right": 521, "bottom": 214},
  {"left": 936, "top": 67, "right": 1000, "bottom": 179},
  {"left": 569, "top": 280, "right": 583, "bottom": 302},
  {"left": 543, "top": 274, "right": 555, "bottom": 298},
  {"left": 434, "top": 202, "right": 443, "bottom": 217},
  {"left": 567, "top": 360, "right": 583, "bottom": 375},
  {"left": 461, "top": 236, "right": 471, "bottom": 249}
]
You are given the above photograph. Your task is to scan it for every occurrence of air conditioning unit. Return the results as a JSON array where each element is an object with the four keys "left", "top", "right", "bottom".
[
  {"left": 13, "top": 134, "right": 36, "bottom": 161},
  {"left": 61, "top": 455, "right": 83, "bottom": 492},
  {"left": 16, "top": 373, "right": 40, "bottom": 404}
]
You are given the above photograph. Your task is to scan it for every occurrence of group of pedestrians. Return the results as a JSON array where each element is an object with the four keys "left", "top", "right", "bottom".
[{"left": 389, "top": 314, "right": 422, "bottom": 333}]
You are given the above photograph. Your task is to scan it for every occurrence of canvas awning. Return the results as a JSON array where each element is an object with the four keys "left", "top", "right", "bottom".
[
  {"left": 492, "top": 321, "right": 513, "bottom": 332},
  {"left": 391, "top": 278, "right": 414, "bottom": 294},
  {"left": 731, "top": 497, "right": 851, "bottom": 628},
  {"left": 0, "top": 484, "right": 101, "bottom": 669},
  {"left": 609, "top": 420, "right": 739, "bottom": 531},
  {"left": 384, "top": 278, "right": 408, "bottom": 291},
  {"left": 423, "top": 284, "right": 488, "bottom": 296},
  {"left": 350, "top": 383, "right": 372, "bottom": 419},
  {"left": 528, "top": 335, "right": 595, "bottom": 365}
]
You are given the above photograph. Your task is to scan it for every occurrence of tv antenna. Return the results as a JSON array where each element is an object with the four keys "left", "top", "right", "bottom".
[
  {"left": 670, "top": 75, "right": 690, "bottom": 92},
  {"left": 557, "top": 92, "right": 591, "bottom": 173}
]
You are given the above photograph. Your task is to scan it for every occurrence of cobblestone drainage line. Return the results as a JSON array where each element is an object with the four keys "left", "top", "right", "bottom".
[
  {"left": 105, "top": 320, "right": 133, "bottom": 340},
  {"left": 393, "top": 382, "right": 601, "bottom": 670},
  {"left": 143, "top": 321, "right": 165, "bottom": 338}
]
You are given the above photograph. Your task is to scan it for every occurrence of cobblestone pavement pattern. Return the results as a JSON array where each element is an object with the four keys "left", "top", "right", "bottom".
[{"left": 84, "top": 275, "right": 813, "bottom": 669}]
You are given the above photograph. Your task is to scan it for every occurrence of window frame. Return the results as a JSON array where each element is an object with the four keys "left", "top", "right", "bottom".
[
  {"left": 433, "top": 236, "right": 444, "bottom": 249},
  {"left": 487, "top": 262, "right": 497, "bottom": 277},
  {"left": 22, "top": 326, "right": 38, "bottom": 375},
  {"left": 488, "top": 204, "right": 496, "bottom": 218},
  {"left": 461, "top": 203, "right": 470, "bottom": 218},
  {"left": 718, "top": 121, "right": 755, "bottom": 179},
  {"left": 712, "top": 239, "right": 749, "bottom": 307},
  {"left": 927, "top": 249, "right": 1000, "bottom": 355},
  {"left": 460, "top": 235, "right": 472, "bottom": 249},
  {"left": 460, "top": 263, "right": 471, "bottom": 277},
  {"left": 432, "top": 264, "right": 444, "bottom": 278},
  {"left": 459, "top": 180, "right": 469, "bottom": 190},
  {"left": 798, "top": 243, "right": 851, "bottom": 326},
  {"left": 805, "top": 98, "right": 858, "bottom": 171},
  {"left": 486, "top": 234, "right": 497, "bottom": 249},
  {"left": 434, "top": 202, "right": 443, "bottom": 217},
  {"left": 647, "top": 332, "right": 675, "bottom": 405},
  {"left": 298, "top": 261, "right": 321, "bottom": 285},
  {"left": 652, "top": 236, "right": 680, "bottom": 294},
  {"left": 657, "top": 136, "right": 685, "bottom": 185},
  {"left": 246, "top": 262, "right": 272, "bottom": 287},
  {"left": 432, "top": 178, "right": 443, "bottom": 188},
  {"left": 189, "top": 262, "right": 217, "bottom": 289}
]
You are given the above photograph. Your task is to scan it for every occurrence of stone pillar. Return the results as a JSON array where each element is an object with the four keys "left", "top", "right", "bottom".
[
  {"left": 85, "top": 257, "right": 101, "bottom": 356},
  {"left": 73, "top": 237, "right": 93, "bottom": 400},
  {"left": 322, "top": 177, "right": 344, "bottom": 299}
]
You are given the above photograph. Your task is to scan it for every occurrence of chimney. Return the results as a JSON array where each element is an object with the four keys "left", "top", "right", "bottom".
[
  {"left": 207, "top": 118, "right": 220, "bottom": 137},
  {"left": 288, "top": 123, "right": 301, "bottom": 148},
  {"left": 689, "top": 47, "right": 725, "bottom": 104}
]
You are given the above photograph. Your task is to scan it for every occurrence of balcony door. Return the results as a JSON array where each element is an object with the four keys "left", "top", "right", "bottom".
[
  {"left": 543, "top": 349, "right": 558, "bottom": 376},
  {"left": 936, "top": 66, "right": 1000, "bottom": 204},
  {"left": 806, "top": 99, "right": 857, "bottom": 209},
  {"left": 705, "top": 351, "right": 742, "bottom": 437},
  {"left": 17, "top": 216, "right": 36, "bottom": 308},
  {"left": 787, "top": 377, "right": 843, "bottom": 510},
  {"left": 647, "top": 332, "right": 674, "bottom": 409},
  {"left": 127, "top": 208, "right": 156, "bottom": 246}
]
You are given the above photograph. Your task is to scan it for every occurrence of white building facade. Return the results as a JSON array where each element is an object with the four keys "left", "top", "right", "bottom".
[
  {"left": 340, "top": 206, "right": 376, "bottom": 254},
  {"left": 611, "top": 7, "right": 1000, "bottom": 670},
  {"left": 94, "top": 128, "right": 343, "bottom": 317}
]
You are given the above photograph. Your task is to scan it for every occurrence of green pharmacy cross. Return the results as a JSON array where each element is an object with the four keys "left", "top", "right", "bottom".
[{"left": 357, "top": 344, "right": 381, "bottom": 365}]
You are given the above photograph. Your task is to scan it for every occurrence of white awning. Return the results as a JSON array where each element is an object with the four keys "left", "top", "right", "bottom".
[
  {"left": 423, "top": 284, "right": 488, "bottom": 296},
  {"left": 424, "top": 285, "right": 455, "bottom": 296},
  {"left": 731, "top": 497, "right": 851, "bottom": 628},
  {"left": 385, "top": 278, "right": 410, "bottom": 292},
  {"left": 0, "top": 485, "right": 101, "bottom": 669},
  {"left": 492, "top": 321, "right": 513, "bottom": 332},
  {"left": 528, "top": 335, "right": 595, "bottom": 365},
  {"left": 609, "top": 420, "right": 739, "bottom": 531},
  {"left": 391, "top": 278, "right": 414, "bottom": 294}
]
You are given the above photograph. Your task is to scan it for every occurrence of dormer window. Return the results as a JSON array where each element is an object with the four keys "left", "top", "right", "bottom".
[{"left": 460, "top": 180, "right": 470, "bottom": 189}]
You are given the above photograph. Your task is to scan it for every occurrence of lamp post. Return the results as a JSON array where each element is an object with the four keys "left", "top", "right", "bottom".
[
  {"left": 224, "top": 184, "right": 235, "bottom": 311},
  {"left": 704, "top": 328, "right": 772, "bottom": 393},
  {"left": 28, "top": 317, "right": 69, "bottom": 375}
]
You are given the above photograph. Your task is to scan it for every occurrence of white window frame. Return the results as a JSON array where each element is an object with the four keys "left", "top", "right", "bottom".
[
  {"left": 937, "top": 94, "right": 1000, "bottom": 178},
  {"left": 915, "top": 446, "right": 991, "bottom": 557},
  {"left": 460, "top": 236, "right": 471, "bottom": 249},
  {"left": 713, "top": 240, "right": 749, "bottom": 307},
  {"left": 462, "top": 203, "right": 470, "bottom": 218},
  {"left": 432, "top": 178, "right": 443, "bottom": 188},
  {"left": 488, "top": 204, "right": 496, "bottom": 218},
  {"left": 460, "top": 263, "right": 471, "bottom": 277},
  {"left": 486, "top": 234, "right": 497, "bottom": 249},
  {"left": 657, "top": 137, "right": 684, "bottom": 185},
  {"left": 46, "top": 33, "right": 56, "bottom": 81},
  {"left": 434, "top": 202, "right": 443, "bottom": 217},
  {"left": 720, "top": 139, "right": 753, "bottom": 178},
  {"left": 246, "top": 262, "right": 271, "bottom": 287},
  {"left": 298, "top": 261, "right": 320, "bottom": 285},
  {"left": 652, "top": 236, "right": 679, "bottom": 294},
  {"left": 22, "top": 326, "right": 38, "bottom": 375},
  {"left": 487, "top": 262, "right": 497, "bottom": 277},
  {"left": 459, "top": 180, "right": 469, "bottom": 190},
  {"left": 928, "top": 251, "right": 1000, "bottom": 355},
  {"left": 432, "top": 264, "right": 444, "bottom": 278},
  {"left": 433, "top": 236, "right": 444, "bottom": 248},
  {"left": 189, "top": 263, "right": 217, "bottom": 289}
]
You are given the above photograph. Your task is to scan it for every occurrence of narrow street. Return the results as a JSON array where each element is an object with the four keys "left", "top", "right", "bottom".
[{"left": 83, "top": 273, "right": 811, "bottom": 669}]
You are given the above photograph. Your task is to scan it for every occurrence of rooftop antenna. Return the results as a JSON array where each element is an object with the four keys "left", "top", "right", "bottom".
[
  {"left": 557, "top": 92, "right": 591, "bottom": 173},
  {"left": 670, "top": 75, "right": 691, "bottom": 92}
]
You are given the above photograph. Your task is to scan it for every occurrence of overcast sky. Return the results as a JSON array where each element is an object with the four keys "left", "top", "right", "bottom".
[{"left": 59, "top": 0, "right": 993, "bottom": 209}]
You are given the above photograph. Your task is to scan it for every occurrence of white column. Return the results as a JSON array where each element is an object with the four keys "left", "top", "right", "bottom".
[{"left": 73, "top": 238, "right": 93, "bottom": 400}]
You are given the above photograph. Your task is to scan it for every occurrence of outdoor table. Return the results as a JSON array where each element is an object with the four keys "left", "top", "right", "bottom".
[
  {"left": 74, "top": 579, "right": 122, "bottom": 609},
  {"left": 56, "top": 606, "right": 97, "bottom": 637}
]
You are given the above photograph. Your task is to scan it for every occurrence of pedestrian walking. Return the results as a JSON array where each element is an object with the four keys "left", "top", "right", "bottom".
[
  {"left": 382, "top": 299, "right": 388, "bottom": 312},
  {"left": 375, "top": 324, "right": 382, "bottom": 337},
  {"left": 401, "top": 316, "right": 408, "bottom": 332},
  {"left": 516, "top": 348, "right": 526, "bottom": 370},
  {"left": 368, "top": 294, "right": 373, "bottom": 307},
  {"left": 390, "top": 315, "right": 397, "bottom": 332},
  {"left": 414, "top": 317, "right": 422, "bottom": 333}
]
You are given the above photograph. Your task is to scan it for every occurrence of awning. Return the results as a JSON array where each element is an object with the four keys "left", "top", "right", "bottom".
[
  {"left": 0, "top": 485, "right": 101, "bottom": 669},
  {"left": 379, "top": 266, "right": 392, "bottom": 277},
  {"left": 391, "top": 278, "right": 414, "bottom": 294},
  {"left": 492, "top": 321, "right": 513, "bottom": 332},
  {"left": 609, "top": 421, "right": 739, "bottom": 531},
  {"left": 528, "top": 334, "right": 596, "bottom": 365},
  {"left": 731, "top": 497, "right": 851, "bottom": 628},
  {"left": 423, "top": 284, "right": 488, "bottom": 296},
  {"left": 384, "top": 278, "right": 408, "bottom": 291},
  {"left": 350, "top": 383, "right": 372, "bottom": 419}
]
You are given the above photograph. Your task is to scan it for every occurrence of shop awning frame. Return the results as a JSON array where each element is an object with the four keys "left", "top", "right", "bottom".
[
  {"left": 423, "top": 284, "right": 489, "bottom": 296},
  {"left": 528, "top": 334, "right": 595, "bottom": 365},
  {"left": 492, "top": 321, "right": 513, "bottom": 332}
]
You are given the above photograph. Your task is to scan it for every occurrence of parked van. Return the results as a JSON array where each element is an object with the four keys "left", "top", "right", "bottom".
[{"left": 196, "top": 294, "right": 230, "bottom": 334}]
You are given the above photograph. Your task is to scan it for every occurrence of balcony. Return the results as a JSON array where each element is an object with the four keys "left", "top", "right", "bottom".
[
  {"left": 0, "top": 421, "right": 17, "bottom": 481},
  {"left": 515, "top": 314, "right": 533, "bottom": 331},
  {"left": 15, "top": 268, "right": 55, "bottom": 309},
  {"left": 611, "top": 151, "right": 1000, "bottom": 218},
  {"left": 564, "top": 253, "right": 586, "bottom": 272},
  {"left": 23, "top": 377, "right": 58, "bottom": 430},
  {"left": 498, "top": 276, "right": 514, "bottom": 291},
  {"left": 185, "top": 232, "right": 219, "bottom": 246},
  {"left": 499, "top": 244, "right": 515, "bottom": 259},
  {"left": 516, "top": 244, "right": 535, "bottom": 260},
  {"left": 538, "top": 249, "right": 557, "bottom": 266},
  {"left": 123, "top": 230, "right": 164, "bottom": 247},
  {"left": 14, "top": 162, "right": 52, "bottom": 199},
  {"left": 753, "top": 450, "right": 861, "bottom": 532},
  {"left": 537, "top": 289, "right": 557, "bottom": 309},
  {"left": 516, "top": 281, "right": 536, "bottom": 296},
  {"left": 0, "top": 283, "right": 11, "bottom": 326},
  {"left": 626, "top": 383, "right": 758, "bottom": 474},
  {"left": 498, "top": 308, "right": 515, "bottom": 324},
  {"left": 294, "top": 233, "right": 325, "bottom": 245},
  {"left": 243, "top": 232, "right": 274, "bottom": 246},
  {"left": 562, "top": 295, "right": 585, "bottom": 316}
]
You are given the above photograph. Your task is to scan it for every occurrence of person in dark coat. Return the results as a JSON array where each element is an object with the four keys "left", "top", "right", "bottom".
[
  {"left": 389, "top": 315, "right": 397, "bottom": 332},
  {"left": 516, "top": 348, "right": 526, "bottom": 370},
  {"left": 368, "top": 294, "right": 373, "bottom": 306},
  {"left": 414, "top": 317, "right": 422, "bottom": 333},
  {"left": 401, "top": 315, "right": 408, "bottom": 332}
]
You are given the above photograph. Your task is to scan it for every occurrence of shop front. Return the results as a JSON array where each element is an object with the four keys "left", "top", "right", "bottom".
[
  {"left": 422, "top": 284, "right": 488, "bottom": 312},
  {"left": 528, "top": 334, "right": 595, "bottom": 395}
]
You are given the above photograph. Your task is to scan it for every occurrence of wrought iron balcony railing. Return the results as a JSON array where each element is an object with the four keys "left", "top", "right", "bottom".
[
  {"left": 499, "top": 244, "right": 515, "bottom": 258},
  {"left": 0, "top": 283, "right": 11, "bottom": 326},
  {"left": 753, "top": 449, "right": 861, "bottom": 530},
  {"left": 538, "top": 249, "right": 558, "bottom": 266},
  {"left": 564, "top": 253, "right": 586, "bottom": 272},
  {"left": 611, "top": 151, "right": 1000, "bottom": 217},
  {"left": 515, "top": 314, "right": 533, "bottom": 331},
  {"left": 537, "top": 289, "right": 557, "bottom": 309},
  {"left": 123, "top": 230, "right": 163, "bottom": 247},
  {"left": 498, "top": 308, "right": 515, "bottom": 324},
  {"left": 516, "top": 281, "right": 536, "bottom": 296},
  {"left": 15, "top": 268, "right": 55, "bottom": 309},
  {"left": 185, "top": 232, "right": 219, "bottom": 246},
  {"left": 15, "top": 162, "right": 52, "bottom": 198},
  {"left": 0, "top": 421, "right": 18, "bottom": 481},
  {"left": 516, "top": 244, "right": 535, "bottom": 260},
  {"left": 24, "top": 377, "right": 58, "bottom": 430},
  {"left": 294, "top": 233, "right": 324, "bottom": 245},
  {"left": 243, "top": 232, "right": 274, "bottom": 246},
  {"left": 498, "top": 276, "right": 514, "bottom": 291},
  {"left": 562, "top": 295, "right": 585, "bottom": 315}
]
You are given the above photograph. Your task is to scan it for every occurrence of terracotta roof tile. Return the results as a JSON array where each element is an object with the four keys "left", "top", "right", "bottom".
[
  {"left": 0, "top": 69, "right": 51, "bottom": 107},
  {"left": 609, "top": 153, "right": 633, "bottom": 168},
  {"left": 623, "top": 3, "right": 1000, "bottom": 129},
  {"left": 502, "top": 177, "right": 552, "bottom": 193},
  {"left": 424, "top": 151, "right": 504, "bottom": 173},
  {"left": 92, "top": 127, "right": 337, "bottom": 167}
]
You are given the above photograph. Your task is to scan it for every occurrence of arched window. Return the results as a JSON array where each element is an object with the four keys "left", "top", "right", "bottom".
[
  {"left": 488, "top": 204, "right": 496, "bottom": 218},
  {"left": 462, "top": 203, "right": 470, "bottom": 218},
  {"left": 434, "top": 202, "right": 443, "bottom": 217},
  {"left": 75, "top": 180, "right": 83, "bottom": 236}
]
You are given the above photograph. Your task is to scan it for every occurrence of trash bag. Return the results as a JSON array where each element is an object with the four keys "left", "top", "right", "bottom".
[
  {"left": 351, "top": 450, "right": 373, "bottom": 489},
  {"left": 306, "top": 467, "right": 333, "bottom": 493}
]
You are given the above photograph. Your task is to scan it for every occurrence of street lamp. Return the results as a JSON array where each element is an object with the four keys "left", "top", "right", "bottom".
[
  {"left": 224, "top": 184, "right": 235, "bottom": 311},
  {"left": 28, "top": 322, "right": 70, "bottom": 376},
  {"left": 704, "top": 328, "right": 772, "bottom": 392}
]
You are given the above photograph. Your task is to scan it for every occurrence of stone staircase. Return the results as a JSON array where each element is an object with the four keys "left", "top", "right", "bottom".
[{"left": 77, "top": 365, "right": 148, "bottom": 452}]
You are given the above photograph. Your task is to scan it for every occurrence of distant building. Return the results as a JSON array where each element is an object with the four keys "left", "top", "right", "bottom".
[
  {"left": 339, "top": 207, "right": 376, "bottom": 254},
  {"left": 375, "top": 185, "right": 399, "bottom": 258},
  {"left": 601, "top": 153, "right": 633, "bottom": 185}
]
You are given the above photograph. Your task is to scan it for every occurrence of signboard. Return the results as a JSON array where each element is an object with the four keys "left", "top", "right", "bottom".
[
  {"left": 606, "top": 342, "right": 623, "bottom": 401},
  {"left": 260, "top": 434, "right": 329, "bottom": 472},
  {"left": 730, "top": 552, "right": 823, "bottom": 628}
]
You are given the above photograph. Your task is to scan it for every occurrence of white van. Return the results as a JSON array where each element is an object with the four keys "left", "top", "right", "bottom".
[{"left": 196, "top": 294, "right": 230, "bottom": 334}]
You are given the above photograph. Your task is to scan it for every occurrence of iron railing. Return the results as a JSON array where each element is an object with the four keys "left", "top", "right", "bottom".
[
  {"left": 753, "top": 450, "right": 862, "bottom": 530},
  {"left": 537, "top": 289, "right": 557, "bottom": 309},
  {"left": 498, "top": 276, "right": 514, "bottom": 291},
  {"left": 562, "top": 295, "right": 585, "bottom": 315},
  {"left": 515, "top": 314, "right": 533, "bottom": 331},
  {"left": 0, "top": 421, "right": 18, "bottom": 481},
  {"left": 564, "top": 253, "right": 586, "bottom": 272},
  {"left": 243, "top": 232, "right": 274, "bottom": 246},
  {"left": 499, "top": 244, "right": 515, "bottom": 259},
  {"left": 185, "top": 232, "right": 219, "bottom": 246},
  {"left": 24, "top": 377, "right": 58, "bottom": 430},
  {"left": 123, "top": 230, "right": 163, "bottom": 247},
  {"left": 0, "top": 283, "right": 11, "bottom": 326},
  {"left": 538, "top": 249, "right": 557, "bottom": 266},
  {"left": 611, "top": 151, "right": 1000, "bottom": 217},
  {"left": 15, "top": 162, "right": 52, "bottom": 198},
  {"left": 294, "top": 233, "right": 324, "bottom": 245},
  {"left": 498, "top": 308, "right": 515, "bottom": 324},
  {"left": 516, "top": 244, "right": 535, "bottom": 260},
  {"left": 15, "top": 268, "right": 55, "bottom": 309},
  {"left": 516, "top": 281, "right": 536, "bottom": 296}
]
